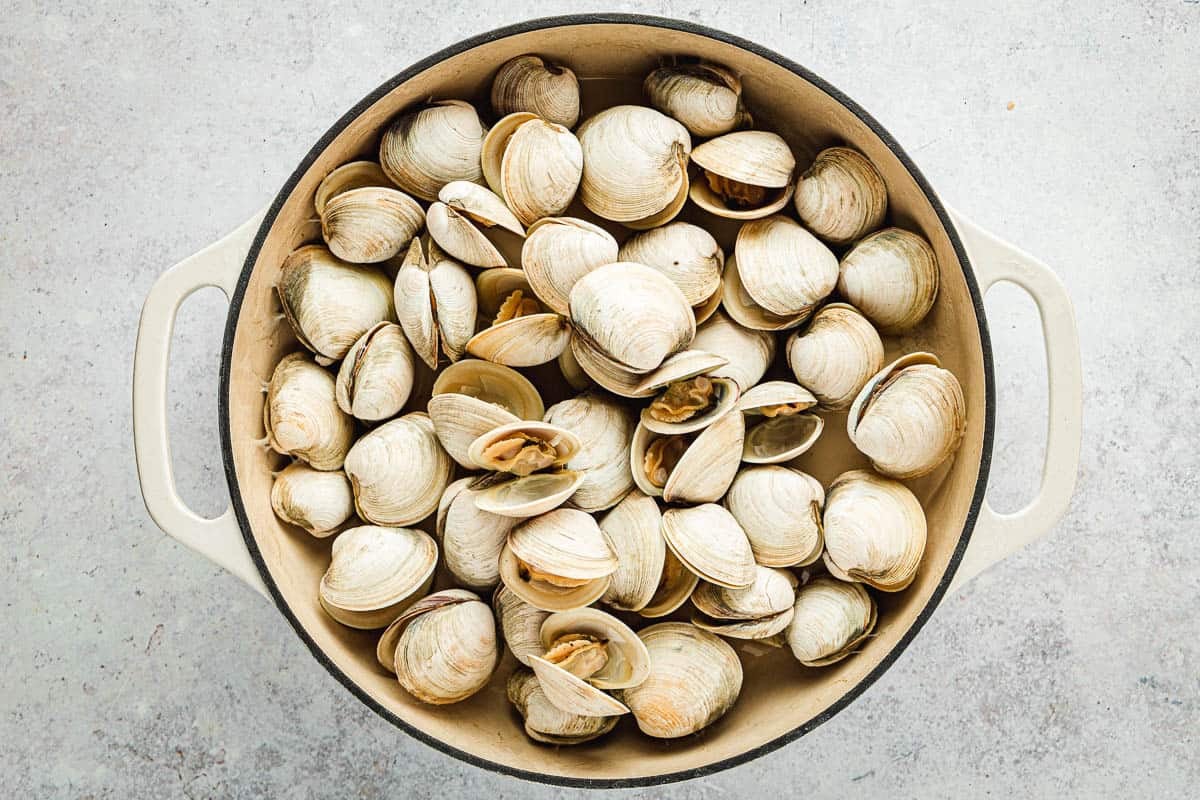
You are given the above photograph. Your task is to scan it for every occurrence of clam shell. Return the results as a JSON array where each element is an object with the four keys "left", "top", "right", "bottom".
[
  {"left": 644, "top": 62, "right": 749, "bottom": 138},
  {"left": 493, "top": 584, "right": 550, "bottom": 667},
  {"left": 638, "top": 547, "right": 700, "bottom": 618},
  {"left": 320, "top": 186, "right": 425, "bottom": 264},
  {"left": 724, "top": 465, "right": 824, "bottom": 567},
  {"left": 521, "top": 217, "right": 619, "bottom": 316},
  {"left": 426, "top": 201, "right": 507, "bottom": 268},
  {"left": 314, "top": 160, "right": 392, "bottom": 216},
  {"left": 269, "top": 461, "right": 354, "bottom": 537},
  {"left": 467, "top": 421, "right": 582, "bottom": 475},
  {"left": 691, "top": 309, "right": 776, "bottom": 392},
  {"left": 630, "top": 408, "right": 744, "bottom": 504},
  {"left": 465, "top": 313, "right": 571, "bottom": 367},
  {"left": 543, "top": 393, "right": 636, "bottom": 512},
  {"left": 491, "top": 54, "right": 581, "bottom": 129},
  {"left": 661, "top": 503, "right": 755, "bottom": 589},
  {"left": 498, "top": 117, "right": 583, "bottom": 226},
  {"left": 379, "top": 100, "right": 485, "bottom": 202},
  {"left": 786, "top": 302, "right": 885, "bottom": 410},
  {"left": 693, "top": 608, "right": 794, "bottom": 640},
  {"left": 335, "top": 322, "right": 415, "bottom": 421},
  {"left": 440, "top": 179, "right": 525, "bottom": 237},
  {"left": 742, "top": 414, "right": 823, "bottom": 464},
  {"left": 557, "top": 343, "right": 591, "bottom": 391},
  {"left": 343, "top": 412, "right": 452, "bottom": 526},
  {"left": 436, "top": 478, "right": 516, "bottom": 591},
  {"left": 722, "top": 252, "right": 810, "bottom": 331},
  {"left": 506, "top": 508, "right": 617, "bottom": 580},
  {"left": 474, "top": 471, "right": 585, "bottom": 518},
  {"left": 529, "top": 656, "right": 630, "bottom": 717},
  {"left": 823, "top": 469, "right": 927, "bottom": 592},
  {"left": 481, "top": 112, "right": 538, "bottom": 196},
  {"left": 318, "top": 525, "right": 437, "bottom": 629},
  {"left": 689, "top": 131, "right": 796, "bottom": 220},
  {"left": 598, "top": 490, "right": 665, "bottom": 612},
  {"left": 264, "top": 353, "right": 356, "bottom": 470},
  {"left": 568, "top": 334, "right": 652, "bottom": 398},
  {"left": 639, "top": 376, "right": 740, "bottom": 436},
  {"left": 794, "top": 146, "right": 888, "bottom": 245},
  {"left": 838, "top": 227, "right": 939, "bottom": 332},
  {"left": 475, "top": 268, "right": 534, "bottom": 319},
  {"left": 391, "top": 590, "right": 498, "bottom": 704},
  {"left": 692, "top": 566, "right": 797, "bottom": 619},
  {"left": 617, "top": 222, "right": 724, "bottom": 307},
  {"left": 786, "top": 576, "right": 877, "bottom": 666},
  {"left": 427, "top": 359, "right": 544, "bottom": 467},
  {"left": 377, "top": 587, "right": 476, "bottom": 671},
  {"left": 507, "top": 669, "right": 617, "bottom": 745},
  {"left": 632, "top": 349, "right": 729, "bottom": 396},
  {"left": 426, "top": 244, "right": 477, "bottom": 362},
  {"left": 394, "top": 238, "right": 439, "bottom": 369},
  {"left": 734, "top": 215, "right": 837, "bottom": 317}
]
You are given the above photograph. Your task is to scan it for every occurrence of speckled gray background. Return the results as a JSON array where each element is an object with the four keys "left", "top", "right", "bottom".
[{"left": 3, "top": 1, "right": 1197, "bottom": 797}]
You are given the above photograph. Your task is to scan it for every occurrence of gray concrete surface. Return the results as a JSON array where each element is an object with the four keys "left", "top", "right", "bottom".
[{"left": 2, "top": 0, "right": 1197, "bottom": 796}]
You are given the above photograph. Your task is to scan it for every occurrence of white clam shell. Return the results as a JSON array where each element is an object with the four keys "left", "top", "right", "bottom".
[
  {"left": 598, "top": 490, "right": 665, "bottom": 612},
  {"left": 467, "top": 420, "right": 582, "bottom": 474},
  {"left": 436, "top": 477, "right": 516, "bottom": 591},
  {"left": 318, "top": 525, "right": 437, "bottom": 629},
  {"left": 823, "top": 469, "right": 927, "bottom": 592},
  {"left": 496, "top": 116, "right": 583, "bottom": 226},
  {"left": 335, "top": 322, "right": 415, "bottom": 422},
  {"left": 661, "top": 503, "right": 756, "bottom": 589},
  {"left": 785, "top": 576, "right": 877, "bottom": 666},
  {"left": 617, "top": 222, "right": 724, "bottom": 307},
  {"left": 343, "top": 412, "right": 452, "bottom": 527},
  {"left": 320, "top": 186, "right": 424, "bottom": 264},
  {"left": 493, "top": 584, "right": 550, "bottom": 667},
  {"left": 639, "top": 547, "right": 700, "bottom": 619},
  {"left": 314, "top": 160, "right": 392, "bottom": 216},
  {"left": 724, "top": 465, "right": 824, "bottom": 567},
  {"left": 507, "top": 669, "right": 617, "bottom": 745},
  {"left": 692, "top": 565, "right": 797, "bottom": 620},
  {"left": 465, "top": 312, "right": 571, "bottom": 367},
  {"left": 794, "top": 146, "right": 888, "bottom": 245},
  {"left": 474, "top": 471, "right": 585, "bottom": 519},
  {"left": 389, "top": 590, "right": 498, "bottom": 704},
  {"left": 426, "top": 181, "right": 524, "bottom": 269},
  {"left": 691, "top": 309, "right": 776, "bottom": 392},
  {"left": 722, "top": 252, "right": 811, "bottom": 331},
  {"left": 630, "top": 408, "right": 744, "bottom": 504},
  {"left": 693, "top": 608, "right": 794, "bottom": 640},
  {"left": 689, "top": 131, "right": 797, "bottom": 220},
  {"left": 427, "top": 359, "right": 543, "bottom": 468},
  {"left": 543, "top": 392, "right": 636, "bottom": 512},
  {"left": 521, "top": 217, "right": 619, "bottom": 316},
  {"left": 379, "top": 100, "right": 485, "bottom": 202},
  {"left": 639, "top": 376, "right": 740, "bottom": 436},
  {"left": 734, "top": 215, "right": 838, "bottom": 317},
  {"left": 786, "top": 303, "right": 885, "bottom": 411},
  {"left": 738, "top": 381, "right": 823, "bottom": 463},
  {"left": 498, "top": 509, "right": 617, "bottom": 611},
  {"left": 644, "top": 62, "right": 749, "bottom": 138},
  {"left": 491, "top": 54, "right": 581, "bottom": 129},
  {"left": 264, "top": 353, "right": 356, "bottom": 471},
  {"left": 270, "top": 461, "right": 354, "bottom": 537},
  {"left": 839, "top": 228, "right": 939, "bottom": 332}
]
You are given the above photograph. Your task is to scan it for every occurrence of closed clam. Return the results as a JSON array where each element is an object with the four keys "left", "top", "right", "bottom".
[
  {"left": 313, "top": 160, "right": 392, "bottom": 216},
  {"left": 379, "top": 100, "right": 486, "bottom": 201},
  {"left": 427, "top": 358, "right": 543, "bottom": 468},
  {"left": 264, "top": 353, "right": 355, "bottom": 470},
  {"left": 721, "top": 251, "right": 810, "bottom": 331},
  {"left": 508, "top": 669, "right": 617, "bottom": 745},
  {"left": 343, "top": 412, "right": 453, "bottom": 526},
  {"left": 543, "top": 393, "right": 635, "bottom": 512},
  {"left": 630, "top": 406, "right": 744, "bottom": 504},
  {"left": 691, "top": 309, "right": 776, "bottom": 392},
  {"left": 644, "top": 61, "right": 750, "bottom": 137},
  {"left": 786, "top": 303, "right": 885, "bottom": 410},
  {"left": 839, "top": 228, "right": 939, "bottom": 332},
  {"left": 437, "top": 477, "right": 516, "bottom": 591},
  {"left": 619, "top": 623, "right": 742, "bottom": 739},
  {"left": 734, "top": 215, "right": 837, "bottom": 318},
  {"left": 724, "top": 465, "right": 824, "bottom": 567},
  {"left": 823, "top": 470, "right": 927, "bottom": 592},
  {"left": 498, "top": 508, "right": 618, "bottom": 611},
  {"left": 394, "top": 239, "right": 477, "bottom": 368},
  {"left": 661, "top": 503, "right": 756, "bottom": 589},
  {"left": 618, "top": 222, "right": 724, "bottom": 309},
  {"left": 847, "top": 352, "right": 966, "bottom": 478},
  {"left": 318, "top": 524, "right": 437, "bottom": 629},
  {"left": 335, "top": 322, "right": 415, "bottom": 421},
  {"left": 737, "top": 381, "right": 823, "bottom": 463},
  {"left": 277, "top": 245, "right": 395, "bottom": 363},
  {"left": 521, "top": 217, "right": 619, "bottom": 316},
  {"left": 577, "top": 105, "right": 692, "bottom": 229},
  {"left": 270, "top": 461, "right": 354, "bottom": 537},
  {"left": 598, "top": 490, "right": 664, "bottom": 612},
  {"left": 786, "top": 576, "right": 877, "bottom": 666},
  {"left": 482, "top": 112, "right": 583, "bottom": 226},
  {"left": 381, "top": 589, "right": 498, "bottom": 704},
  {"left": 794, "top": 146, "right": 888, "bottom": 245},
  {"left": 692, "top": 566, "right": 797, "bottom": 640},
  {"left": 466, "top": 267, "right": 570, "bottom": 367},
  {"left": 690, "top": 131, "right": 796, "bottom": 219},
  {"left": 491, "top": 54, "right": 581, "bottom": 128},
  {"left": 493, "top": 583, "right": 550, "bottom": 667},
  {"left": 320, "top": 186, "right": 425, "bottom": 264},
  {"left": 426, "top": 181, "right": 524, "bottom": 268}
]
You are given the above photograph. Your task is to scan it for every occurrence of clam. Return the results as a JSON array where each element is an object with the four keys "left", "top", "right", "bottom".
[
  {"left": 269, "top": 461, "right": 354, "bottom": 537},
  {"left": 630, "top": 406, "right": 744, "bottom": 504},
  {"left": 334, "top": 322, "right": 415, "bottom": 421},
  {"left": 529, "top": 608, "right": 651, "bottom": 717},
  {"left": 557, "top": 344, "right": 591, "bottom": 391},
  {"left": 838, "top": 228, "right": 939, "bottom": 332},
  {"left": 847, "top": 352, "right": 966, "bottom": 478},
  {"left": 643, "top": 61, "right": 750, "bottom": 137},
  {"left": 493, "top": 583, "right": 550, "bottom": 666},
  {"left": 794, "top": 146, "right": 887, "bottom": 245},
  {"left": 543, "top": 392, "right": 636, "bottom": 512},
  {"left": 639, "top": 547, "right": 700, "bottom": 619},
  {"left": 692, "top": 566, "right": 798, "bottom": 640},
  {"left": 318, "top": 525, "right": 437, "bottom": 629},
  {"left": 264, "top": 353, "right": 355, "bottom": 470},
  {"left": 566, "top": 334, "right": 653, "bottom": 399},
  {"left": 691, "top": 309, "right": 776, "bottom": 392},
  {"left": 737, "top": 381, "right": 823, "bottom": 463},
  {"left": 521, "top": 217, "right": 619, "bottom": 316},
  {"left": 313, "top": 160, "right": 393, "bottom": 216},
  {"left": 378, "top": 100, "right": 486, "bottom": 202},
  {"left": 467, "top": 421, "right": 581, "bottom": 476},
  {"left": 394, "top": 239, "right": 477, "bottom": 368},
  {"left": 734, "top": 215, "right": 838, "bottom": 318},
  {"left": 343, "top": 412, "right": 453, "bottom": 526},
  {"left": 481, "top": 113, "right": 583, "bottom": 226},
  {"left": 379, "top": 589, "right": 498, "bottom": 704},
  {"left": 498, "top": 508, "right": 618, "bottom": 611},
  {"left": 569, "top": 262, "right": 695, "bottom": 374},
  {"left": 785, "top": 576, "right": 877, "bottom": 666},
  {"left": 690, "top": 131, "right": 796, "bottom": 219},
  {"left": 426, "top": 181, "right": 524, "bottom": 268},
  {"left": 508, "top": 669, "right": 618, "bottom": 745},
  {"left": 491, "top": 54, "right": 581, "bottom": 129},
  {"left": 465, "top": 268, "right": 570, "bottom": 368},
  {"left": 320, "top": 186, "right": 424, "bottom": 264},
  {"left": 427, "top": 358, "right": 544, "bottom": 468},
  {"left": 661, "top": 503, "right": 756, "bottom": 589},
  {"left": 472, "top": 470, "right": 585, "bottom": 519},
  {"left": 823, "top": 469, "right": 927, "bottom": 592},
  {"left": 640, "top": 370, "right": 739, "bottom": 436},
  {"left": 436, "top": 477, "right": 516, "bottom": 591},
  {"left": 619, "top": 622, "right": 742, "bottom": 739},
  {"left": 724, "top": 465, "right": 824, "bottom": 567},
  {"left": 598, "top": 490, "right": 664, "bottom": 612},
  {"left": 721, "top": 251, "right": 810, "bottom": 331},
  {"left": 617, "top": 221, "right": 724, "bottom": 309},
  {"left": 277, "top": 245, "right": 395, "bottom": 363},
  {"left": 576, "top": 105, "right": 691, "bottom": 229},
  {"left": 786, "top": 303, "right": 885, "bottom": 411}
]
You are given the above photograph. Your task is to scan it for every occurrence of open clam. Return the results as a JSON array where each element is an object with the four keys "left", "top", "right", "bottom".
[
  {"left": 491, "top": 54, "right": 581, "bottom": 129},
  {"left": 786, "top": 576, "right": 877, "bottom": 666},
  {"left": 466, "top": 266, "right": 570, "bottom": 367},
  {"left": 436, "top": 477, "right": 516, "bottom": 591},
  {"left": 426, "top": 358, "right": 544, "bottom": 468},
  {"left": 481, "top": 112, "right": 583, "bottom": 226},
  {"left": 521, "top": 217, "right": 619, "bottom": 316},
  {"left": 467, "top": 421, "right": 581, "bottom": 476},
  {"left": 724, "top": 465, "right": 824, "bottom": 567},
  {"left": 597, "top": 490, "right": 664, "bottom": 612},
  {"left": 426, "top": 180, "right": 524, "bottom": 268},
  {"left": 394, "top": 239, "right": 477, "bottom": 368},
  {"left": 661, "top": 503, "right": 756, "bottom": 589},
  {"left": 378, "top": 100, "right": 486, "bottom": 201},
  {"left": 639, "top": 547, "right": 700, "bottom": 619},
  {"left": 644, "top": 61, "right": 750, "bottom": 137},
  {"left": 823, "top": 469, "right": 927, "bottom": 592},
  {"left": 721, "top": 251, "right": 810, "bottom": 331},
  {"left": 737, "top": 380, "right": 823, "bottom": 463},
  {"left": 786, "top": 303, "right": 885, "bottom": 411},
  {"left": 343, "top": 412, "right": 452, "bottom": 527},
  {"left": 313, "top": 160, "right": 392, "bottom": 216},
  {"left": 270, "top": 461, "right": 354, "bottom": 537},
  {"left": 264, "top": 353, "right": 356, "bottom": 471},
  {"left": 318, "top": 525, "right": 437, "bottom": 629},
  {"left": 543, "top": 392, "right": 635, "bottom": 513},
  {"left": 838, "top": 228, "right": 939, "bottom": 333},
  {"left": 630, "top": 406, "right": 744, "bottom": 504},
  {"left": 690, "top": 131, "right": 796, "bottom": 220},
  {"left": 636, "top": 349, "right": 738, "bottom": 436},
  {"left": 498, "top": 508, "right": 618, "bottom": 611},
  {"left": 794, "top": 146, "right": 888, "bottom": 245},
  {"left": 334, "top": 321, "right": 415, "bottom": 422},
  {"left": 692, "top": 565, "right": 798, "bottom": 640},
  {"left": 508, "top": 669, "right": 617, "bottom": 745}
]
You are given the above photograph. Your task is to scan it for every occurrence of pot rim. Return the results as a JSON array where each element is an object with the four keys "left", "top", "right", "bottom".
[{"left": 218, "top": 12, "right": 995, "bottom": 788}]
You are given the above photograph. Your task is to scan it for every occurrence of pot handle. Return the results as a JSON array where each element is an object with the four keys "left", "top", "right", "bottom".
[
  {"left": 133, "top": 210, "right": 270, "bottom": 599},
  {"left": 947, "top": 210, "right": 1082, "bottom": 594}
]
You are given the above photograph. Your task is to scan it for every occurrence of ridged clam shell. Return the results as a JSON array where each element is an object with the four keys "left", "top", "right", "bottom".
[
  {"left": 543, "top": 393, "right": 635, "bottom": 512},
  {"left": 491, "top": 54, "right": 581, "bottom": 128},
  {"left": 521, "top": 217, "right": 618, "bottom": 316},
  {"left": 390, "top": 590, "right": 498, "bottom": 704},
  {"left": 724, "top": 465, "right": 824, "bottom": 567},
  {"left": 722, "top": 252, "right": 811, "bottom": 331},
  {"left": 661, "top": 503, "right": 755, "bottom": 589},
  {"left": 264, "top": 353, "right": 355, "bottom": 471},
  {"left": 689, "top": 131, "right": 796, "bottom": 220},
  {"left": 786, "top": 303, "right": 885, "bottom": 410},
  {"left": 335, "top": 322, "right": 415, "bottom": 421},
  {"left": 497, "top": 116, "right": 583, "bottom": 226},
  {"left": 318, "top": 525, "right": 437, "bottom": 629},
  {"left": 692, "top": 565, "right": 797, "bottom": 620},
  {"left": 493, "top": 584, "right": 550, "bottom": 667},
  {"left": 507, "top": 669, "right": 617, "bottom": 745},
  {"left": 320, "top": 186, "right": 424, "bottom": 264},
  {"left": 838, "top": 227, "right": 939, "bottom": 332},
  {"left": 343, "top": 412, "right": 452, "bottom": 526},
  {"left": 436, "top": 477, "right": 516, "bottom": 591},
  {"left": 475, "top": 471, "right": 585, "bottom": 518},
  {"left": 465, "top": 312, "right": 571, "bottom": 367},
  {"left": 794, "top": 146, "right": 888, "bottom": 245},
  {"left": 617, "top": 222, "right": 724, "bottom": 307},
  {"left": 644, "top": 62, "right": 749, "bottom": 138},
  {"left": 379, "top": 100, "right": 485, "bottom": 202},
  {"left": 630, "top": 408, "right": 744, "bottom": 504},
  {"left": 823, "top": 469, "right": 927, "bottom": 592},
  {"left": 785, "top": 576, "right": 877, "bottom": 666},
  {"left": 270, "top": 461, "right": 354, "bottom": 537},
  {"left": 691, "top": 309, "right": 775, "bottom": 392},
  {"left": 598, "top": 490, "right": 664, "bottom": 612},
  {"left": 314, "top": 160, "right": 392, "bottom": 216},
  {"left": 734, "top": 216, "right": 837, "bottom": 317}
]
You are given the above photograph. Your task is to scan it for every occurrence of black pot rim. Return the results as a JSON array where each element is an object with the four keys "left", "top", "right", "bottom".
[{"left": 219, "top": 12, "right": 995, "bottom": 789}]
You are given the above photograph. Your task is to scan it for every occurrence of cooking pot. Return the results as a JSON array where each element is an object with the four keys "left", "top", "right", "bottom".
[{"left": 132, "top": 14, "right": 1082, "bottom": 787}]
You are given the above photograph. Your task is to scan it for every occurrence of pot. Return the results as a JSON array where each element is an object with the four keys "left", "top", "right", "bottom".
[{"left": 132, "top": 14, "right": 1082, "bottom": 787}]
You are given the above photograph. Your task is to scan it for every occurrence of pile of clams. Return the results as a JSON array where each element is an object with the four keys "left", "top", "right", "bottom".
[{"left": 262, "top": 54, "right": 965, "bottom": 745}]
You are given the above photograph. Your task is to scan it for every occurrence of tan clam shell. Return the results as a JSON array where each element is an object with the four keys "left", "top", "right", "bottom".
[
  {"left": 630, "top": 408, "right": 744, "bottom": 504},
  {"left": 632, "top": 349, "right": 729, "bottom": 395},
  {"left": 724, "top": 465, "right": 824, "bottom": 567},
  {"left": 377, "top": 587, "right": 479, "bottom": 669},
  {"left": 794, "top": 146, "right": 888, "bottom": 245},
  {"left": 691, "top": 309, "right": 776, "bottom": 392},
  {"left": 427, "top": 244, "right": 477, "bottom": 362},
  {"left": 785, "top": 576, "right": 877, "bottom": 666},
  {"left": 692, "top": 566, "right": 797, "bottom": 619},
  {"left": 440, "top": 178, "right": 526, "bottom": 237},
  {"left": 521, "top": 217, "right": 619, "bottom": 316},
  {"left": 786, "top": 302, "right": 885, "bottom": 411},
  {"left": 318, "top": 525, "right": 437, "bottom": 629},
  {"left": 264, "top": 353, "right": 356, "bottom": 471},
  {"left": 474, "top": 267, "right": 534, "bottom": 318},
  {"left": 389, "top": 590, "right": 499, "bottom": 704},
  {"left": 639, "top": 376, "right": 740, "bottom": 436},
  {"left": 576, "top": 105, "right": 691, "bottom": 228},
  {"left": 427, "top": 359, "right": 543, "bottom": 467},
  {"left": 598, "top": 490, "right": 665, "bottom": 612},
  {"left": 425, "top": 201, "right": 507, "bottom": 269},
  {"left": 823, "top": 469, "right": 927, "bottom": 592},
  {"left": 498, "top": 116, "right": 583, "bottom": 226},
  {"left": 643, "top": 61, "right": 750, "bottom": 138},
  {"left": 569, "top": 261, "right": 695, "bottom": 373},
  {"left": 839, "top": 227, "right": 939, "bottom": 332},
  {"left": 481, "top": 112, "right": 538, "bottom": 195},
  {"left": 498, "top": 508, "right": 616, "bottom": 611},
  {"left": 619, "top": 622, "right": 742, "bottom": 739},
  {"left": 568, "top": 334, "right": 651, "bottom": 398},
  {"left": 466, "top": 313, "right": 571, "bottom": 368},
  {"left": 379, "top": 100, "right": 485, "bottom": 202},
  {"left": 847, "top": 352, "right": 966, "bottom": 478},
  {"left": 689, "top": 131, "right": 797, "bottom": 220},
  {"left": 693, "top": 608, "right": 794, "bottom": 640},
  {"left": 543, "top": 392, "right": 636, "bottom": 512},
  {"left": 491, "top": 54, "right": 581, "bottom": 129},
  {"left": 270, "top": 461, "right": 354, "bottom": 537},
  {"left": 335, "top": 322, "right": 415, "bottom": 421},
  {"left": 692, "top": 280, "right": 725, "bottom": 325},
  {"left": 738, "top": 381, "right": 823, "bottom": 463},
  {"left": 393, "top": 239, "right": 438, "bottom": 368},
  {"left": 557, "top": 344, "right": 591, "bottom": 391},
  {"left": 467, "top": 421, "right": 582, "bottom": 474},
  {"left": 507, "top": 669, "right": 617, "bottom": 745},
  {"left": 343, "top": 412, "right": 452, "bottom": 527},
  {"left": 320, "top": 186, "right": 424, "bottom": 264},
  {"left": 617, "top": 222, "right": 724, "bottom": 307},
  {"left": 314, "top": 160, "right": 392, "bottom": 216},
  {"left": 474, "top": 470, "right": 586, "bottom": 519},
  {"left": 493, "top": 584, "right": 550, "bottom": 667},
  {"left": 277, "top": 244, "right": 395, "bottom": 363},
  {"left": 638, "top": 547, "right": 700, "bottom": 618},
  {"left": 661, "top": 503, "right": 756, "bottom": 589},
  {"left": 734, "top": 215, "right": 838, "bottom": 317},
  {"left": 528, "top": 653, "right": 629, "bottom": 717},
  {"left": 436, "top": 477, "right": 516, "bottom": 591},
  {"left": 722, "top": 252, "right": 811, "bottom": 331}
]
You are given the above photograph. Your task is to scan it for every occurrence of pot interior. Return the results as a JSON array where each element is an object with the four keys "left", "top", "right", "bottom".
[{"left": 225, "top": 19, "right": 989, "bottom": 783}]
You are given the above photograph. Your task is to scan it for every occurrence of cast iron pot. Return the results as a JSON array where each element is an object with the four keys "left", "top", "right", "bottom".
[{"left": 132, "top": 14, "right": 1082, "bottom": 787}]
